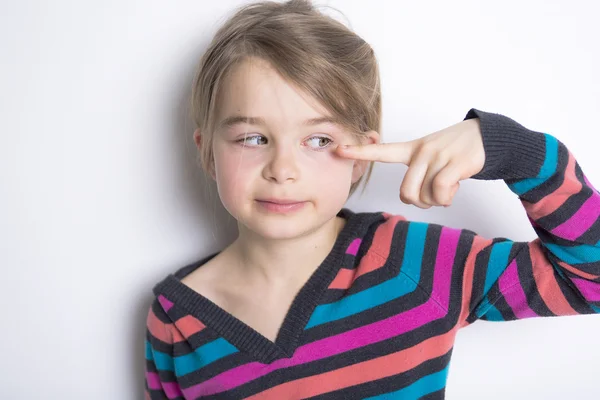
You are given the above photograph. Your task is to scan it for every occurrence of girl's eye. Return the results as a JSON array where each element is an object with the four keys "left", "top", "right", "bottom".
[
  {"left": 235, "top": 135, "right": 333, "bottom": 149},
  {"left": 236, "top": 135, "right": 267, "bottom": 146},
  {"left": 305, "top": 135, "right": 333, "bottom": 149}
]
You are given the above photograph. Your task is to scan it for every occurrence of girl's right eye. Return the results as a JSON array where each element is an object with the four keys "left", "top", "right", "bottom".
[{"left": 236, "top": 135, "right": 266, "bottom": 146}]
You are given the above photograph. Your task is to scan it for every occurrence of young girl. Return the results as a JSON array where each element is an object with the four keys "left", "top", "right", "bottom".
[{"left": 144, "top": 1, "right": 600, "bottom": 399}]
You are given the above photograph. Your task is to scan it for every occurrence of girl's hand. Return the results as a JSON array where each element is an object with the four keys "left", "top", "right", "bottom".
[{"left": 336, "top": 118, "right": 485, "bottom": 209}]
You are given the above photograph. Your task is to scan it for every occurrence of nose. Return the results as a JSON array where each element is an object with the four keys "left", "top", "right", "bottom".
[{"left": 262, "top": 143, "right": 300, "bottom": 183}]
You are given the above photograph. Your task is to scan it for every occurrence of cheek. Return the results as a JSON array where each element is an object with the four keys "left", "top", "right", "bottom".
[
  {"left": 307, "top": 151, "right": 355, "bottom": 187},
  {"left": 212, "top": 148, "right": 256, "bottom": 203}
]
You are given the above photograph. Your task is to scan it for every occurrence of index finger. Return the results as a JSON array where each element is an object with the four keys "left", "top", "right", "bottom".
[{"left": 335, "top": 142, "right": 415, "bottom": 164}]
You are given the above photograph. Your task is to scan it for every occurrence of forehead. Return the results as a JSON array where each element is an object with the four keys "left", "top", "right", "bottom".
[{"left": 216, "top": 58, "right": 334, "bottom": 128}]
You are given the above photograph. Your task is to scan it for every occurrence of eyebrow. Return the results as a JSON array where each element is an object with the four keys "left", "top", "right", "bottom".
[{"left": 218, "top": 115, "right": 342, "bottom": 130}]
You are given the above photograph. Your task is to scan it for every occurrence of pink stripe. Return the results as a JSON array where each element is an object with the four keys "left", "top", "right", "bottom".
[
  {"left": 498, "top": 259, "right": 538, "bottom": 318},
  {"left": 572, "top": 277, "right": 600, "bottom": 302},
  {"left": 146, "top": 371, "right": 162, "bottom": 390},
  {"left": 183, "top": 226, "right": 460, "bottom": 398},
  {"left": 158, "top": 295, "right": 174, "bottom": 312},
  {"left": 552, "top": 193, "right": 600, "bottom": 240},
  {"left": 346, "top": 238, "right": 362, "bottom": 255},
  {"left": 432, "top": 227, "right": 461, "bottom": 309},
  {"left": 146, "top": 372, "right": 183, "bottom": 399}
]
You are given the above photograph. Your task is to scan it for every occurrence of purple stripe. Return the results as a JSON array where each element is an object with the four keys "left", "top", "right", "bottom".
[
  {"left": 146, "top": 372, "right": 183, "bottom": 399},
  {"left": 346, "top": 238, "right": 362, "bottom": 255},
  {"left": 158, "top": 295, "right": 174, "bottom": 312},
  {"left": 498, "top": 259, "right": 538, "bottom": 318},
  {"left": 146, "top": 371, "right": 162, "bottom": 389},
  {"left": 572, "top": 277, "right": 600, "bottom": 302},
  {"left": 433, "top": 227, "right": 461, "bottom": 309},
  {"left": 552, "top": 194, "right": 600, "bottom": 240},
  {"left": 183, "top": 226, "right": 461, "bottom": 397}
]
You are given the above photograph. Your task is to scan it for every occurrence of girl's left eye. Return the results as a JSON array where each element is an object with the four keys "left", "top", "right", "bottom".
[{"left": 305, "top": 135, "right": 333, "bottom": 149}]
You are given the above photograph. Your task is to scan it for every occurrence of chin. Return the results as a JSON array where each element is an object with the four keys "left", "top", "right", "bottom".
[
  {"left": 244, "top": 218, "right": 315, "bottom": 240},
  {"left": 237, "top": 203, "right": 317, "bottom": 237}
]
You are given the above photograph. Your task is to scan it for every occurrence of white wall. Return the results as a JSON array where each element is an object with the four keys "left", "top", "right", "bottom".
[{"left": 1, "top": 0, "right": 598, "bottom": 399}]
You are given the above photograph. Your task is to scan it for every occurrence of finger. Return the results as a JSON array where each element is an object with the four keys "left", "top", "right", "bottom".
[
  {"left": 399, "top": 154, "right": 432, "bottom": 209},
  {"left": 431, "top": 161, "right": 463, "bottom": 206},
  {"left": 335, "top": 141, "right": 415, "bottom": 165},
  {"left": 421, "top": 159, "right": 451, "bottom": 206}
]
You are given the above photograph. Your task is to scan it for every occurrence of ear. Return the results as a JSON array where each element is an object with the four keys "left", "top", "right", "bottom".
[
  {"left": 193, "top": 128, "right": 216, "bottom": 181},
  {"left": 351, "top": 130, "right": 380, "bottom": 183}
]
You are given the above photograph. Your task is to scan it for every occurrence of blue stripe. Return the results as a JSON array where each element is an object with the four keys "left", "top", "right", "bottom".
[
  {"left": 365, "top": 364, "right": 449, "bottom": 399},
  {"left": 484, "top": 241, "right": 513, "bottom": 295},
  {"left": 305, "top": 222, "right": 427, "bottom": 329},
  {"left": 146, "top": 341, "right": 175, "bottom": 372},
  {"left": 475, "top": 297, "right": 505, "bottom": 321},
  {"left": 482, "top": 304, "right": 505, "bottom": 321},
  {"left": 174, "top": 338, "right": 239, "bottom": 376},
  {"left": 145, "top": 338, "right": 238, "bottom": 375},
  {"left": 145, "top": 340, "right": 154, "bottom": 361},
  {"left": 509, "top": 134, "right": 558, "bottom": 195},
  {"left": 545, "top": 242, "right": 600, "bottom": 264}
]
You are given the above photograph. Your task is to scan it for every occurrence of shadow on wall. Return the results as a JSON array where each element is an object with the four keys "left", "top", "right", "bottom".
[{"left": 131, "top": 37, "right": 238, "bottom": 398}]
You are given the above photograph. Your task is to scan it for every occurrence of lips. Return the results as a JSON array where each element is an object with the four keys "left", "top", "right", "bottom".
[
  {"left": 256, "top": 199, "right": 307, "bottom": 213},
  {"left": 256, "top": 198, "right": 304, "bottom": 205}
]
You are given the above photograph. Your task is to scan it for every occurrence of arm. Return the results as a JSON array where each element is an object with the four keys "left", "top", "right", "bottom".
[
  {"left": 144, "top": 299, "right": 184, "bottom": 399},
  {"left": 462, "top": 109, "right": 600, "bottom": 324}
]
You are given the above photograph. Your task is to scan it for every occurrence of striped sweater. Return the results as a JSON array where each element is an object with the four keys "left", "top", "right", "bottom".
[{"left": 144, "top": 109, "right": 600, "bottom": 399}]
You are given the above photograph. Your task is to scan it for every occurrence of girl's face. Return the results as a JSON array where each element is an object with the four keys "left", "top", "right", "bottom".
[{"left": 200, "top": 57, "right": 376, "bottom": 240}]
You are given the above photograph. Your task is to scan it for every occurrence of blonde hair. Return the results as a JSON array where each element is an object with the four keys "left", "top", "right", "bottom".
[{"left": 190, "top": 0, "right": 381, "bottom": 198}]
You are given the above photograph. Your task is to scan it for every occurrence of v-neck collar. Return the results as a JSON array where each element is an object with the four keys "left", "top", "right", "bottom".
[{"left": 153, "top": 207, "right": 384, "bottom": 363}]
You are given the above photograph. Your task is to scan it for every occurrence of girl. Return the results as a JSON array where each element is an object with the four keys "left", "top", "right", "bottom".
[{"left": 144, "top": 1, "right": 599, "bottom": 399}]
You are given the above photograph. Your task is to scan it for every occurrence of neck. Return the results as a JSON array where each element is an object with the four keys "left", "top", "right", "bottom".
[{"left": 229, "top": 215, "right": 346, "bottom": 289}]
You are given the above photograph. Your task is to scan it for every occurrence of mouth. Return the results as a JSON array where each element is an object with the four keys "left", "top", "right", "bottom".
[
  {"left": 256, "top": 198, "right": 304, "bottom": 205},
  {"left": 255, "top": 199, "right": 307, "bottom": 213}
]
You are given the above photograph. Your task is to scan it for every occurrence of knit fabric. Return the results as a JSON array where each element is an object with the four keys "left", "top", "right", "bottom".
[{"left": 144, "top": 109, "right": 600, "bottom": 399}]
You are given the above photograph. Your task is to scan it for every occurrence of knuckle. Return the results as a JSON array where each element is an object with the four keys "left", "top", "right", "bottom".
[
  {"left": 433, "top": 175, "right": 451, "bottom": 190},
  {"left": 399, "top": 191, "right": 415, "bottom": 204}
]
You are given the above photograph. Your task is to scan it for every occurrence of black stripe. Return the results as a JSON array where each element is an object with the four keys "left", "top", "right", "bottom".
[
  {"left": 410, "top": 222, "right": 442, "bottom": 294},
  {"left": 447, "top": 230, "right": 477, "bottom": 323},
  {"left": 554, "top": 267, "right": 598, "bottom": 315},
  {"left": 514, "top": 245, "right": 556, "bottom": 317},
  {"left": 489, "top": 292, "right": 517, "bottom": 321},
  {"left": 509, "top": 139, "right": 569, "bottom": 202},
  {"left": 145, "top": 359, "right": 178, "bottom": 387},
  {"left": 146, "top": 329, "right": 172, "bottom": 354},
  {"left": 176, "top": 350, "right": 253, "bottom": 388},
  {"left": 344, "top": 220, "right": 409, "bottom": 297},
  {"left": 420, "top": 388, "right": 446, "bottom": 399},
  {"left": 319, "top": 218, "right": 387, "bottom": 304},
  {"left": 537, "top": 179, "right": 593, "bottom": 232},
  {"left": 578, "top": 216, "right": 600, "bottom": 245},
  {"left": 467, "top": 238, "right": 496, "bottom": 318},
  {"left": 151, "top": 299, "right": 172, "bottom": 324}
]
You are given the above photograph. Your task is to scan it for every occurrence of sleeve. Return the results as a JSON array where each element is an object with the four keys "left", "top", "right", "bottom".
[
  {"left": 144, "top": 299, "right": 185, "bottom": 399},
  {"left": 461, "top": 108, "right": 600, "bottom": 324}
]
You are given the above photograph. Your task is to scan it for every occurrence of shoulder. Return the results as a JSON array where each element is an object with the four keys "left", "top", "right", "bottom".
[{"left": 145, "top": 295, "right": 173, "bottom": 345}]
